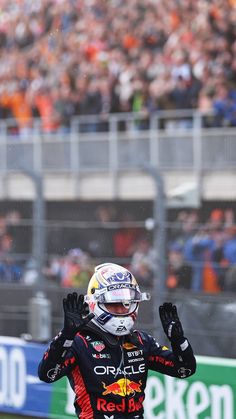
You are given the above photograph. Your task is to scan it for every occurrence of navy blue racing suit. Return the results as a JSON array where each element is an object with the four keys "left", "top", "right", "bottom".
[{"left": 38, "top": 322, "right": 196, "bottom": 419}]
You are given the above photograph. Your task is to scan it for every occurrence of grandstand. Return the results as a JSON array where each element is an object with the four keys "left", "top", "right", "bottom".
[{"left": 0, "top": 0, "right": 236, "bottom": 418}]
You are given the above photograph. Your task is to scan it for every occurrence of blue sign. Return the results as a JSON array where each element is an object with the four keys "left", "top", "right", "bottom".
[{"left": 0, "top": 336, "right": 50, "bottom": 417}]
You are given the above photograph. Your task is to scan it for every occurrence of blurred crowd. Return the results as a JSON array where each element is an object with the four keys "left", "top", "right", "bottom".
[
  {"left": 0, "top": 210, "right": 23, "bottom": 282},
  {"left": 166, "top": 208, "right": 236, "bottom": 293},
  {"left": 1, "top": 205, "right": 236, "bottom": 293},
  {"left": 0, "top": 0, "right": 235, "bottom": 134}
]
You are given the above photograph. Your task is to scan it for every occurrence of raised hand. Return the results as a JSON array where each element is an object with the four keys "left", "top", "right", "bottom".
[
  {"left": 159, "top": 302, "right": 184, "bottom": 341},
  {"left": 62, "top": 292, "right": 94, "bottom": 338}
]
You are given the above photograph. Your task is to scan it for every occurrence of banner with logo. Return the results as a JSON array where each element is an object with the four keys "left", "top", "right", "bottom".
[{"left": 0, "top": 336, "right": 235, "bottom": 418}]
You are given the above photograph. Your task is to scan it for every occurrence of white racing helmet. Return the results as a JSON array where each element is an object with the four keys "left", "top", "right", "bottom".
[{"left": 85, "top": 263, "right": 150, "bottom": 336}]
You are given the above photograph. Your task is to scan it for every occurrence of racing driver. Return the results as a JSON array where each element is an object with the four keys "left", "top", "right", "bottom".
[{"left": 38, "top": 262, "right": 196, "bottom": 419}]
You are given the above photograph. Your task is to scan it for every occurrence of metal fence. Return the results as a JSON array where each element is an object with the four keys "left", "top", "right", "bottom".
[{"left": 0, "top": 110, "right": 235, "bottom": 175}]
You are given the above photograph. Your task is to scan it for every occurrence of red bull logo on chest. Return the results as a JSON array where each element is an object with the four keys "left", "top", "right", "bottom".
[{"left": 102, "top": 378, "right": 142, "bottom": 396}]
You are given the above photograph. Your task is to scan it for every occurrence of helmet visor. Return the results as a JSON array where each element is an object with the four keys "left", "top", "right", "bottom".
[
  {"left": 85, "top": 284, "right": 150, "bottom": 306},
  {"left": 97, "top": 287, "right": 141, "bottom": 304},
  {"left": 95, "top": 285, "right": 150, "bottom": 304}
]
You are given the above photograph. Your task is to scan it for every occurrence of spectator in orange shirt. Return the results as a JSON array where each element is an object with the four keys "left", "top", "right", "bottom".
[
  {"left": 34, "top": 86, "right": 59, "bottom": 134},
  {"left": 0, "top": 81, "right": 33, "bottom": 136}
]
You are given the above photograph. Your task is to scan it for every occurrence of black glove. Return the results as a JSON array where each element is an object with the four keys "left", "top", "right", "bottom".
[
  {"left": 159, "top": 302, "right": 184, "bottom": 342},
  {"left": 62, "top": 292, "right": 94, "bottom": 339}
]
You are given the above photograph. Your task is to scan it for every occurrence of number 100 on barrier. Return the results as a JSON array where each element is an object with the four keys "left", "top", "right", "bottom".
[{"left": 0, "top": 346, "right": 26, "bottom": 408}]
